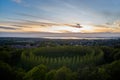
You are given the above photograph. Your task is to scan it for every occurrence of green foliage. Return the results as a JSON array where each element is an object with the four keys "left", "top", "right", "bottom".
[
  {"left": 105, "top": 60, "right": 120, "bottom": 80},
  {"left": 21, "top": 46, "right": 104, "bottom": 70},
  {"left": 0, "top": 45, "right": 120, "bottom": 80},
  {"left": 14, "top": 68, "right": 26, "bottom": 80},
  {"left": 54, "top": 66, "right": 72, "bottom": 80},
  {"left": 89, "top": 68, "right": 110, "bottom": 80},
  {"left": 0, "top": 46, "right": 22, "bottom": 66},
  {"left": 45, "top": 70, "right": 56, "bottom": 80},
  {"left": 113, "top": 49, "right": 120, "bottom": 60},
  {"left": 100, "top": 46, "right": 114, "bottom": 62},
  {"left": 24, "top": 64, "right": 47, "bottom": 80},
  {"left": 0, "top": 61, "right": 14, "bottom": 80}
]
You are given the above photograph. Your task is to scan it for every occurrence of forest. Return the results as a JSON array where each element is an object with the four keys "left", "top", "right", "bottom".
[{"left": 0, "top": 45, "right": 120, "bottom": 80}]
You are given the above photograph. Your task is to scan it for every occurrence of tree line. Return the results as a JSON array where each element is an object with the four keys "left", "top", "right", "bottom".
[{"left": 0, "top": 46, "right": 120, "bottom": 80}]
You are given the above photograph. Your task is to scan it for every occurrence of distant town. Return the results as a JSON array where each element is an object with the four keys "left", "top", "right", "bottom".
[{"left": 0, "top": 37, "right": 120, "bottom": 49}]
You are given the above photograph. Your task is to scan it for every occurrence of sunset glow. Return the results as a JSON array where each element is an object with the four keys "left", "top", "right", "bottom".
[{"left": 0, "top": 0, "right": 120, "bottom": 37}]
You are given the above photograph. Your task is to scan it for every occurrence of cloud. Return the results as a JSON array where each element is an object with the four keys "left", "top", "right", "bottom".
[
  {"left": 18, "top": 20, "right": 61, "bottom": 27},
  {"left": 0, "top": 26, "right": 20, "bottom": 30},
  {"left": 0, "top": 32, "right": 120, "bottom": 38},
  {"left": 9, "top": 0, "right": 120, "bottom": 26},
  {"left": 56, "top": 30, "right": 73, "bottom": 33},
  {"left": 0, "top": 19, "right": 59, "bottom": 27},
  {"left": 15, "top": 12, "right": 83, "bottom": 28},
  {"left": 92, "top": 24, "right": 109, "bottom": 28},
  {"left": 12, "top": 0, "right": 22, "bottom": 3},
  {"left": 0, "top": 17, "right": 42, "bottom": 27},
  {"left": 100, "top": 11, "right": 120, "bottom": 21},
  {"left": 16, "top": 13, "right": 42, "bottom": 19},
  {"left": 16, "top": 12, "right": 59, "bottom": 23},
  {"left": 11, "top": 25, "right": 32, "bottom": 28},
  {"left": 104, "top": 20, "right": 120, "bottom": 28},
  {"left": 113, "top": 20, "right": 120, "bottom": 27},
  {"left": 1, "top": 17, "right": 83, "bottom": 28},
  {"left": 65, "top": 24, "right": 83, "bottom": 28},
  {"left": 13, "top": 19, "right": 83, "bottom": 28},
  {"left": 91, "top": 23, "right": 120, "bottom": 33},
  {"left": 12, "top": 0, "right": 30, "bottom": 7}
]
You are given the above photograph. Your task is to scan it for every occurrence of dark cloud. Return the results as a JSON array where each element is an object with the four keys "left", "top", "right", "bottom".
[
  {"left": 16, "top": 13, "right": 41, "bottom": 18},
  {"left": 11, "top": 25, "right": 31, "bottom": 28},
  {"left": 0, "top": 20, "right": 58, "bottom": 27},
  {"left": 0, "top": 26, "right": 20, "bottom": 30},
  {"left": 1, "top": 17, "right": 83, "bottom": 28},
  {"left": 92, "top": 24, "right": 109, "bottom": 28},
  {"left": 65, "top": 24, "right": 82, "bottom": 28},
  {"left": 16, "top": 20, "right": 62, "bottom": 27}
]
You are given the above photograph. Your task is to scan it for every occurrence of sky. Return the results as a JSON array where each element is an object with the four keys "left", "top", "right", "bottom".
[{"left": 0, "top": 0, "right": 120, "bottom": 37}]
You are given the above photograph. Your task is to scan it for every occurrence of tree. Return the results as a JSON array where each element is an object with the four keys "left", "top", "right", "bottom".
[
  {"left": 0, "top": 61, "right": 14, "bottom": 80},
  {"left": 113, "top": 49, "right": 120, "bottom": 60},
  {"left": 24, "top": 64, "right": 47, "bottom": 80},
  {"left": 14, "top": 68, "right": 25, "bottom": 80},
  {"left": 45, "top": 70, "right": 56, "bottom": 80},
  {"left": 54, "top": 66, "right": 72, "bottom": 80},
  {"left": 78, "top": 67, "right": 109, "bottom": 80},
  {"left": 105, "top": 60, "right": 120, "bottom": 80}
]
